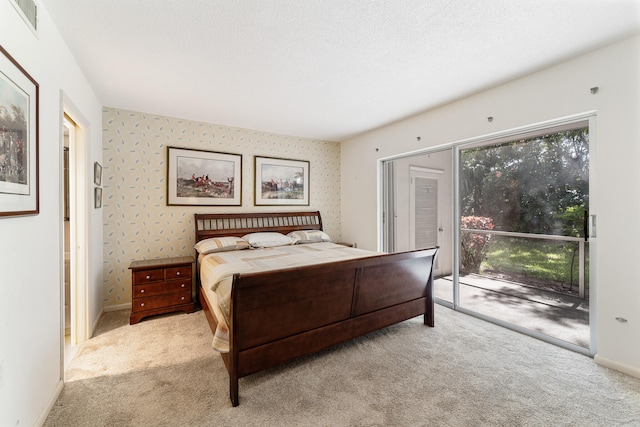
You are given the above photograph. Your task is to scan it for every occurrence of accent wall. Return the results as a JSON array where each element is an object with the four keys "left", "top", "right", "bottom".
[{"left": 101, "top": 108, "right": 341, "bottom": 308}]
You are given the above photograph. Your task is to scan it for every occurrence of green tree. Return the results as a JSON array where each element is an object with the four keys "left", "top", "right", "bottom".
[{"left": 460, "top": 128, "right": 589, "bottom": 236}]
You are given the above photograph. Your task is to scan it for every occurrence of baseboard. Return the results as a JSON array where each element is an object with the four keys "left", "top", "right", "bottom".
[
  {"left": 91, "top": 307, "right": 104, "bottom": 338},
  {"left": 104, "top": 303, "right": 131, "bottom": 313},
  {"left": 594, "top": 354, "right": 640, "bottom": 379},
  {"left": 36, "top": 379, "right": 64, "bottom": 427},
  {"left": 91, "top": 304, "right": 130, "bottom": 338}
]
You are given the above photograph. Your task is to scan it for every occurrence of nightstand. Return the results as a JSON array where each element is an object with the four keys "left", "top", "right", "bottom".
[{"left": 129, "top": 256, "right": 195, "bottom": 325}]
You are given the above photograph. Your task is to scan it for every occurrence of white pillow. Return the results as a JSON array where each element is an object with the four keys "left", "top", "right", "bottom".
[
  {"left": 194, "top": 236, "right": 250, "bottom": 254},
  {"left": 288, "top": 230, "right": 332, "bottom": 244},
  {"left": 243, "top": 232, "right": 295, "bottom": 248}
]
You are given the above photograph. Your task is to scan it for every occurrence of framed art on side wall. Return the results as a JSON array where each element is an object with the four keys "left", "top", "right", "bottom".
[
  {"left": 94, "top": 162, "right": 102, "bottom": 185},
  {"left": 0, "top": 45, "right": 39, "bottom": 217},
  {"left": 254, "top": 156, "right": 309, "bottom": 206},
  {"left": 167, "top": 147, "right": 242, "bottom": 206},
  {"left": 94, "top": 187, "right": 102, "bottom": 209}
]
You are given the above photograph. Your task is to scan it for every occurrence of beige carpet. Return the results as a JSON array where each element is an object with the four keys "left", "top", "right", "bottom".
[{"left": 45, "top": 305, "right": 640, "bottom": 426}]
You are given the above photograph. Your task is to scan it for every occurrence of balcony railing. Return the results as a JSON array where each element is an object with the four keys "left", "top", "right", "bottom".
[{"left": 461, "top": 228, "right": 587, "bottom": 298}]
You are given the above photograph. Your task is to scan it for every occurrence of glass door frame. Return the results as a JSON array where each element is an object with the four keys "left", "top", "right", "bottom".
[{"left": 379, "top": 111, "right": 597, "bottom": 357}]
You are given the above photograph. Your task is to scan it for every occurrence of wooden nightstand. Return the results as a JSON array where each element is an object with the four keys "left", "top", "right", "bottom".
[{"left": 129, "top": 256, "right": 195, "bottom": 325}]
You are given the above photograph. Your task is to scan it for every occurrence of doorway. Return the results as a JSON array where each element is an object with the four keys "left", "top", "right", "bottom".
[{"left": 61, "top": 109, "right": 90, "bottom": 371}]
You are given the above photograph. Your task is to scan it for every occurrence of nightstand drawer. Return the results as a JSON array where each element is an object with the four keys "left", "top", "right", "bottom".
[
  {"left": 165, "top": 265, "right": 191, "bottom": 280},
  {"left": 133, "top": 268, "right": 164, "bottom": 284},
  {"left": 132, "top": 279, "right": 191, "bottom": 298},
  {"left": 132, "top": 290, "right": 192, "bottom": 312}
]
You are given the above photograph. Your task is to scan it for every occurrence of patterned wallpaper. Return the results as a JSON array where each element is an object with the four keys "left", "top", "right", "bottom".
[{"left": 102, "top": 108, "right": 342, "bottom": 308}]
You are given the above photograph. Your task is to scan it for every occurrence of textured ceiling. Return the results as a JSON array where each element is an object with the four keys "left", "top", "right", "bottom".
[{"left": 40, "top": 0, "right": 640, "bottom": 141}]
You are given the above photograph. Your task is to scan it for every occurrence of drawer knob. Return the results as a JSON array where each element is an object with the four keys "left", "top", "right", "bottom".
[
  {"left": 181, "top": 296, "right": 185, "bottom": 300},
  {"left": 145, "top": 275, "right": 151, "bottom": 280},
  {"left": 181, "top": 283, "right": 186, "bottom": 288},
  {"left": 140, "top": 303, "right": 145, "bottom": 307},
  {"left": 140, "top": 289, "right": 145, "bottom": 293},
  {"left": 176, "top": 271, "right": 181, "bottom": 276}
]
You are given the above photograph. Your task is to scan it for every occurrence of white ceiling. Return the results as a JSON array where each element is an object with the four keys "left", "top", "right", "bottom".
[{"left": 41, "top": 0, "right": 640, "bottom": 142}]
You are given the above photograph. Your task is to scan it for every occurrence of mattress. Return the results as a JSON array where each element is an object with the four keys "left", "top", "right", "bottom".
[{"left": 199, "top": 242, "right": 378, "bottom": 352}]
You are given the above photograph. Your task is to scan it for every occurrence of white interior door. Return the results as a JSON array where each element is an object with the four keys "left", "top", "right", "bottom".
[{"left": 410, "top": 166, "right": 443, "bottom": 274}]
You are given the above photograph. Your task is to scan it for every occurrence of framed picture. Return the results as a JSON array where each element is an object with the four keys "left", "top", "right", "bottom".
[
  {"left": 0, "top": 45, "right": 39, "bottom": 217},
  {"left": 167, "top": 147, "right": 242, "bottom": 206},
  {"left": 94, "top": 162, "right": 102, "bottom": 185},
  {"left": 94, "top": 187, "right": 102, "bottom": 209},
  {"left": 254, "top": 156, "right": 309, "bottom": 206}
]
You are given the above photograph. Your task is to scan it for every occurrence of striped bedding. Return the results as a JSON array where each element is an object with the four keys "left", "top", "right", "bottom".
[{"left": 199, "top": 242, "right": 378, "bottom": 352}]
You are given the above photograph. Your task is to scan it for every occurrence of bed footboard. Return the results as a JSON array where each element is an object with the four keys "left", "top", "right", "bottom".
[{"left": 226, "top": 247, "right": 437, "bottom": 406}]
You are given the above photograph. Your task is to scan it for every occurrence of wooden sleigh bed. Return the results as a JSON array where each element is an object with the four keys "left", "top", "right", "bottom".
[{"left": 194, "top": 211, "right": 438, "bottom": 406}]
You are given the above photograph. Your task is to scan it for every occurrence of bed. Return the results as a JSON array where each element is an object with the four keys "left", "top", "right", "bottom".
[{"left": 194, "top": 211, "right": 438, "bottom": 406}]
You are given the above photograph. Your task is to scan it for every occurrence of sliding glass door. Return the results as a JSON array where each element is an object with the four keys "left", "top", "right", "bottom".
[
  {"left": 458, "top": 124, "right": 590, "bottom": 349},
  {"left": 381, "top": 149, "right": 455, "bottom": 303},
  {"left": 381, "top": 117, "right": 594, "bottom": 354}
]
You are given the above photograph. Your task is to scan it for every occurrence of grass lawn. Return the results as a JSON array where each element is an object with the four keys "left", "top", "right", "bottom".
[{"left": 480, "top": 235, "right": 589, "bottom": 293}]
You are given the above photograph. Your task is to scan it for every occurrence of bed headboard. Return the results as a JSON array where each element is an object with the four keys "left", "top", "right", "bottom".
[{"left": 194, "top": 211, "right": 323, "bottom": 242}]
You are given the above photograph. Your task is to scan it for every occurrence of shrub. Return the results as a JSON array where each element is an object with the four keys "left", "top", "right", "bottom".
[{"left": 460, "top": 216, "right": 494, "bottom": 274}]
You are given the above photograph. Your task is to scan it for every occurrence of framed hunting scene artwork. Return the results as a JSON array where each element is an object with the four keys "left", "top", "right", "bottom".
[
  {"left": 167, "top": 147, "right": 242, "bottom": 206},
  {"left": 0, "top": 45, "right": 39, "bottom": 217},
  {"left": 254, "top": 156, "right": 309, "bottom": 206}
]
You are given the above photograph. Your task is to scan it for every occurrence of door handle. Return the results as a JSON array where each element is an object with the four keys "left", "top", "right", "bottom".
[{"left": 583, "top": 210, "right": 588, "bottom": 241}]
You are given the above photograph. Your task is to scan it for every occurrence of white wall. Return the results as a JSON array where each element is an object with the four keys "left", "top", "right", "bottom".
[
  {"left": 0, "top": 3, "right": 103, "bottom": 426},
  {"left": 341, "top": 35, "right": 640, "bottom": 376}
]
